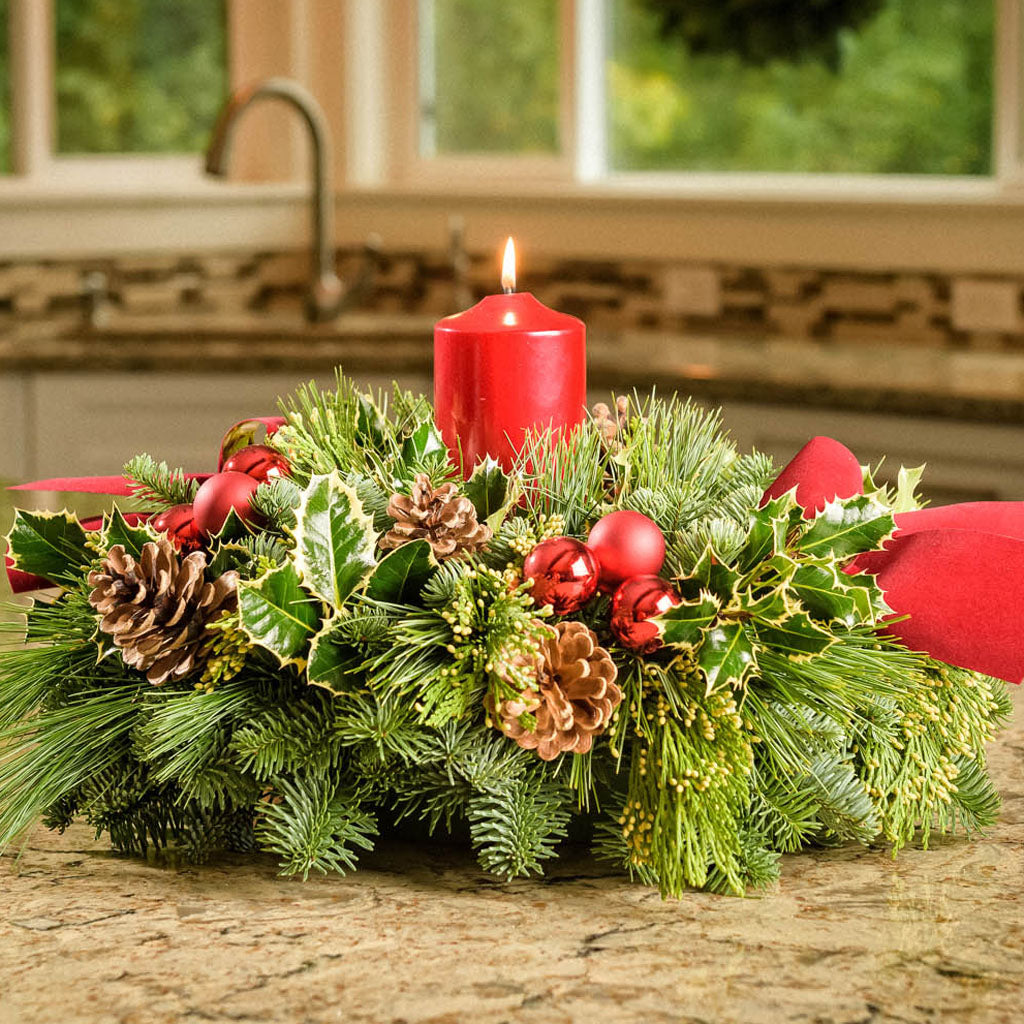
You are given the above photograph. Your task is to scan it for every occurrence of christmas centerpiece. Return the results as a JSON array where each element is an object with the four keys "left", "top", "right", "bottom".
[{"left": 0, "top": 243, "right": 1018, "bottom": 897}]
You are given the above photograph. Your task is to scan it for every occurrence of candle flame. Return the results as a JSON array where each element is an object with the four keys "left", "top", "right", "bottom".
[{"left": 501, "top": 237, "right": 516, "bottom": 293}]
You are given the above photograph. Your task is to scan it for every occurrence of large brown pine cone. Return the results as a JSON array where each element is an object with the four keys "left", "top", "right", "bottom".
[
  {"left": 380, "top": 473, "right": 491, "bottom": 559},
  {"left": 88, "top": 538, "right": 238, "bottom": 686},
  {"left": 488, "top": 620, "right": 622, "bottom": 760}
]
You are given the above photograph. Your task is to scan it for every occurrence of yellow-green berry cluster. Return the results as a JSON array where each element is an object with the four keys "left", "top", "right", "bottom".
[{"left": 198, "top": 612, "right": 248, "bottom": 692}]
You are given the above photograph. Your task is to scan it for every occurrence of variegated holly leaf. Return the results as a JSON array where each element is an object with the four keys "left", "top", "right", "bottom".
[
  {"left": 679, "top": 545, "right": 739, "bottom": 602},
  {"left": 698, "top": 621, "right": 757, "bottom": 693},
  {"left": 736, "top": 583, "right": 794, "bottom": 625},
  {"left": 401, "top": 420, "right": 445, "bottom": 471},
  {"left": 307, "top": 617, "right": 364, "bottom": 693},
  {"left": 844, "top": 571, "right": 893, "bottom": 622},
  {"left": 893, "top": 464, "right": 926, "bottom": 514},
  {"left": 796, "top": 495, "right": 895, "bottom": 560},
  {"left": 654, "top": 592, "right": 720, "bottom": 649},
  {"left": 5, "top": 509, "right": 91, "bottom": 582},
  {"left": 463, "top": 457, "right": 511, "bottom": 530},
  {"left": 292, "top": 473, "right": 377, "bottom": 609},
  {"left": 366, "top": 539, "right": 438, "bottom": 604},
  {"left": 238, "top": 562, "right": 321, "bottom": 668},
  {"left": 101, "top": 509, "right": 156, "bottom": 560},
  {"left": 737, "top": 493, "right": 799, "bottom": 570},
  {"left": 791, "top": 563, "right": 860, "bottom": 626},
  {"left": 754, "top": 611, "right": 835, "bottom": 661}
]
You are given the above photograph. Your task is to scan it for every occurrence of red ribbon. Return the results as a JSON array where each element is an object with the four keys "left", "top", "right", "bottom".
[
  {"left": 765, "top": 439, "right": 1024, "bottom": 683},
  {"left": 5, "top": 415, "right": 284, "bottom": 596}
]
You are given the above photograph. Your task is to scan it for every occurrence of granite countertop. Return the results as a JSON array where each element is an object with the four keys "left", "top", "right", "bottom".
[
  {"left": 1, "top": 686, "right": 1020, "bottom": 1024},
  {"left": 3, "top": 313, "right": 1024, "bottom": 423}
]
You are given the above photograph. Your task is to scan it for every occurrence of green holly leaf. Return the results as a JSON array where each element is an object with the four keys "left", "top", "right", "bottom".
[
  {"left": 101, "top": 508, "right": 156, "bottom": 560},
  {"left": 654, "top": 593, "right": 720, "bottom": 649},
  {"left": 366, "top": 540, "right": 438, "bottom": 604},
  {"left": 755, "top": 611, "right": 835, "bottom": 661},
  {"left": 679, "top": 545, "right": 739, "bottom": 602},
  {"left": 291, "top": 472, "right": 377, "bottom": 609},
  {"left": 307, "top": 617, "right": 363, "bottom": 693},
  {"left": 698, "top": 621, "right": 757, "bottom": 694},
  {"left": 736, "top": 583, "right": 794, "bottom": 625},
  {"left": 238, "top": 562, "right": 321, "bottom": 668},
  {"left": 738, "top": 493, "right": 798, "bottom": 570},
  {"left": 844, "top": 571, "right": 892, "bottom": 622},
  {"left": 796, "top": 495, "right": 895, "bottom": 560},
  {"left": 463, "top": 457, "right": 510, "bottom": 529},
  {"left": 401, "top": 420, "right": 446, "bottom": 470},
  {"left": 791, "top": 563, "right": 859, "bottom": 626},
  {"left": 5, "top": 509, "right": 91, "bottom": 582}
]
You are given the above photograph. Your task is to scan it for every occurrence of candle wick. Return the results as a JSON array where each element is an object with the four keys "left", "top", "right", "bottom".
[{"left": 502, "top": 285, "right": 515, "bottom": 295}]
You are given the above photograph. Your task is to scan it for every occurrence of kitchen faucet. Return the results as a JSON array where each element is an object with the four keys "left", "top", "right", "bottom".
[{"left": 205, "top": 77, "right": 345, "bottom": 323}]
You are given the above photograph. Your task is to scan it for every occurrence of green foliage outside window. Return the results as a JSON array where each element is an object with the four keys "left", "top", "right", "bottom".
[
  {"left": 427, "top": 0, "right": 560, "bottom": 155},
  {"left": 609, "top": 0, "right": 993, "bottom": 175},
  {"left": 55, "top": 0, "right": 226, "bottom": 155}
]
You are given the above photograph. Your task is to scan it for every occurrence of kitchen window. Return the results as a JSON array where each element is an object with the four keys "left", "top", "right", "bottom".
[
  {"left": 411, "top": 0, "right": 1002, "bottom": 183},
  {"left": 54, "top": 0, "right": 226, "bottom": 157}
]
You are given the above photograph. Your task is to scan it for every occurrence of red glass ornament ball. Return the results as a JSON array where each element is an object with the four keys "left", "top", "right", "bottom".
[
  {"left": 610, "top": 575, "right": 681, "bottom": 654},
  {"left": 523, "top": 536, "right": 600, "bottom": 615},
  {"left": 192, "top": 472, "right": 261, "bottom": 537},
  {"left": 221, "top": 444, "right": 291, "bottom": 483},
  {"left": 150, "top": 503, "right": 204, "bottom": 553},
  {"left": 587, "top": 510, "right": 666, "bottom": 592}
]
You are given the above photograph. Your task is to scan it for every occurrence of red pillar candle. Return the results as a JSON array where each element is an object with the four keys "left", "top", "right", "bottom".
[{"left": 434, "top": 239, "right": 586, "bottom": 474}]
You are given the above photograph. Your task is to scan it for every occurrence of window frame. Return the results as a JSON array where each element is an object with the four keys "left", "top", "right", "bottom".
[{"left": 2, "top": 0, "right": 1024, "bottom": 274}]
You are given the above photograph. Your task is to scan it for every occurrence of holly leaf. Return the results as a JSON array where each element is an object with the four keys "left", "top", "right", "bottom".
[
  {"left": 366, "top": 540, "right": 438, "bottom": 604},
  {"left": 844, "top": 571, "right": 892, "bottom": 622},
  {"left": 698, "top": 622, "right": 757, "bottom": 694},
  {"left": 791, "top": 563, "right": 859, "bottom": 626},
  {"left": 463, "top": 457, "right": 510, "bottom": 527},
  {"left": 654, "top": 592, "right": 720, "bottom": 649},
  {"left": 678, "top": 545, "right": 739, "bottom": 602},
  {"left": 101, "top": 509, "right": 156, "bottom": 559},
  {"left": 738, "top": 493, "right": 799, "bottom": 570},
  {"left": 755, "top": 611, "right": 835, "bottom": 661},
  {"left": 893, "top": 465, "right": 926, "bottom": 514},
  {"left": 401, "top": 420, "right": 446, "bottom": 471},
  {"left": 292, "top": 472, "right": 377, "bottom": 609},
  {"left": 307, "top": 617, "right": 363, "bottom": 693},
  {"left": 736, "top": 583, "right": 794, "bottom": 625},
  {"left": 238, "top": 563, "right": 321, "bottom": 668},
  {"left": 796, "top": 495, "right": 895, "bottom": 560},
  {"left": 5, "top": 509, "right": 91, "bottom": 582}
]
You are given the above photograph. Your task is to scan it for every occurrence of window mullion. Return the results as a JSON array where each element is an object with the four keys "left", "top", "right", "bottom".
[
  {"left": 9, "top": 0, "right": 54, "bottom": 177},
  {"left": 994, "top": 0, "right": 1022, "bottom": 183},
  {"left": 574, "top": 0, "right": 607, "bottom": 182}
]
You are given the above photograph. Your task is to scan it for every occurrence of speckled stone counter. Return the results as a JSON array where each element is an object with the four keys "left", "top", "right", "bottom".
[{"left": 1, "top": 687, "right": 1020, "bottom": 1024}]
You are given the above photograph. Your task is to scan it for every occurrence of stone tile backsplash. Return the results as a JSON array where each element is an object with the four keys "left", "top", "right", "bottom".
[{"left": 0, "top": 245, "right": 1019, "bottom": 349}]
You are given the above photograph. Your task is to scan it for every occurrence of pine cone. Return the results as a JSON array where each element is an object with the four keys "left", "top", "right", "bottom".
[
  {"left": 381, "top": 473, "right": 491, "bottom": 559},
  {"left": 488, "top": 621, "right": 622, "bottom": 760},
  {"left": 592, "top": 396, "right": 630, "bottom": 443},
  {"left": 88, "top": 538, "right": 238, "bottom": 686}
]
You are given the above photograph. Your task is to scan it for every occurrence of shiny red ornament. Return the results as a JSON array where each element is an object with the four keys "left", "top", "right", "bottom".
[
  {"left": 192, "top": 472, "right": 261, "bottom": 537},
  {"left": 610, "top": 575, "right": 681, "bottom": 654},
  {"left": 150, "top": 503, "right": 204, "bottom": 553},
  {"left": 523, "top": 537, "right": 600, "bottom": 615},
  {"left": 221, "top": 444, "right": 291, "bottom": 484},
  {"left": 587, "top": 510, "right": 666, "bottom": 593}
]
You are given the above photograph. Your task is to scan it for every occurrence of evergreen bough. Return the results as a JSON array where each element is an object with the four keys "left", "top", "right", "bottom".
[{"left": 0, "top": 371, "right": 1013, "bottom": 896}]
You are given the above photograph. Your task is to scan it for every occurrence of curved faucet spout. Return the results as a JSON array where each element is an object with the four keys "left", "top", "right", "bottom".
[{"left": 206, "top": 77, "right": 344, "bottom": 322}]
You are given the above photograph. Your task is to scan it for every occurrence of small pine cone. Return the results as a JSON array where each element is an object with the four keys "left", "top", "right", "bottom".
[
  {"left": 88, "top": 538, "right": 238, "bottom": 686},
  {"left": 488, "top": 620, "right": 622, "bottom": 760},
  {"left": 381, "top": 472, "right": 491, "bottom": 560},
  {"left": 592, "top": 396, "right": 630, "bottom": 444}
]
